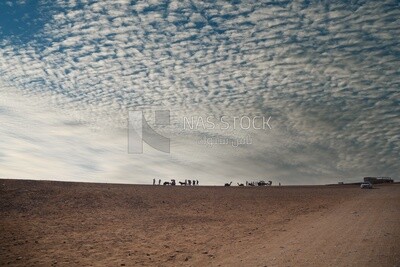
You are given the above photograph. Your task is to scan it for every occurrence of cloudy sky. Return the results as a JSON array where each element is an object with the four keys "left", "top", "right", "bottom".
[{"left": 0, "top": 0, "right": 399, "bottom": 185}]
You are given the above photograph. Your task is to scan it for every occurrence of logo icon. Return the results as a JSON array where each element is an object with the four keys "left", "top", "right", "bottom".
[{"left": 128, "top": 110, "right": 170, "bottom": 154}]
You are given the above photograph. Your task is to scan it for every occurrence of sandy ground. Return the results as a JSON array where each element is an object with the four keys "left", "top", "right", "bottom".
[{"left": 0, "top": 180, "right": 399, "bottom": 267}]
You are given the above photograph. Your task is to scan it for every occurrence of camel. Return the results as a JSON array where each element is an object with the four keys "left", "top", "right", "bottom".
[
  {"left": 163, "top": 181, "right": 170, "bottom": 185},
  {"left": 179, "top": 181, "right": 187, "bottom": 186},
  {"left": 224, "top": 182, "right": 232, "bottom": 186},
  {"left": 237, "top": 183, "right": 244, "bottom": 186}
]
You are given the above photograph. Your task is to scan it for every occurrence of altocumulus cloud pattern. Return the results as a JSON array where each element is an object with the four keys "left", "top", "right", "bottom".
[{"left": 0, "top": 0, "right": 399, "bottom": 184}]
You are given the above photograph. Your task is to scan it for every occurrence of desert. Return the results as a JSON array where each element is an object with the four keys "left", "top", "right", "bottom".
[{"left": 0, "top": 179, "right": 399, "bottom": 266}]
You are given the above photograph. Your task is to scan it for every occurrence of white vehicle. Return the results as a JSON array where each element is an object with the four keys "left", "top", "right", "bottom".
[{"left": 360, "top": 182, "right": 373, "bottom": 189}]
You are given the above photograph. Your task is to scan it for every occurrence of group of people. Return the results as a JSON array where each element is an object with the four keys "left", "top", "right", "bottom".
[
  {"left": 234, "top": 180, "right": 281, "bottom": 186},
  {"left": 153, "top": 179, "right": 199, "bottom": 186}
]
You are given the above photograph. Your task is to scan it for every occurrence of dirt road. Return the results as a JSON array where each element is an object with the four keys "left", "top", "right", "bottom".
[
  {"left": 0, "top": 180, "right": 399, "bottom": 266},
  {"left": 216, "top": 185, "right": 400, "bottom": 267}
]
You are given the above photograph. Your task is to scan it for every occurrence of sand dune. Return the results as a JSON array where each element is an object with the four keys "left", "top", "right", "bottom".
[{"left": 0, "top": 180, "right": 399, "bottom": 266}]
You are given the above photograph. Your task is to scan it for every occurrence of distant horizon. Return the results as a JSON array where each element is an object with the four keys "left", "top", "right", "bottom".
[{"left": 1, "top": 176, "right": 397, "bottom": 187}]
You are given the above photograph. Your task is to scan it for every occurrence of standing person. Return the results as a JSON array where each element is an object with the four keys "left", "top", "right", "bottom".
[
  {"left": 196, "top": 180, "right": 199, "bottom": 185},
  {"left": 153, "top": 178, "right": 155, "bottom": 185},
  {"left": 185, "top": 179, "right": 187, "bottom": 186},
  {"left": 192, "top": 180, "right": 196, "bottom": 186},
  {"left": 158, "top": 179, "right": 161, "bottom": 185},
  {"left": 188, "top": 180, "right": 192, "bottom": 186}
]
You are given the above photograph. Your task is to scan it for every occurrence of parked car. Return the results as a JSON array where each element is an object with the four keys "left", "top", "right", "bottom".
[{"left": 360, "top": 182, "right": 373, "bottom": 189}]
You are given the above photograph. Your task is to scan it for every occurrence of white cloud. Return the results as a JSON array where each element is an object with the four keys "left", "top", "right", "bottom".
[{"left": 0, "top": 0, "right": 399, "bottom": 184}]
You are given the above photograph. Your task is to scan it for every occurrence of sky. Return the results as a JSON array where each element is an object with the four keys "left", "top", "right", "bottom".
[{"left": 0, "top": 0, "right": 399, "bottom": 185}]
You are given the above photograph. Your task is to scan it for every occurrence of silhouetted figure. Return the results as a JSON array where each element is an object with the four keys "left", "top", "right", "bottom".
[
  {"left": 153, "top": 179, "right": 155, "bottom": 185},
  {"left": 192, "top": 180, "right": 195, "bottom": 186},
  {"left": 179, "top": 181, "right": 186, "bottom": 186},
  {"left": 171, "top": 179, "right": 176, "bottom": 186},
  {"left": 185, "top": 179, "right": 187, "bottom": 186},
  {"left": 246, "top": 181, "right": 248, "bottom": 186},
  {"left": 158, "top": 179, "right": 161, "bottom": 185},
  {"left": 224, "top": 181, "right": 232, "bottom": 186},
  {"left": 196, "top": 180, "right": 199, "bottom": 185},
  {"left": 163, "top": 181, "right": 170, "bottom": 185},
  {"left": 188, "top": 180, "right": 192, "bottom": 186},
  {"left": 279, "top": 182, "right": 281, "bottom": 186}
]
